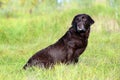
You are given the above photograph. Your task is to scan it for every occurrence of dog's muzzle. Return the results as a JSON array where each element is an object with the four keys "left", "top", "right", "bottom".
[{"left": 77, "top": 25, "right": 86, "bottom": 33}]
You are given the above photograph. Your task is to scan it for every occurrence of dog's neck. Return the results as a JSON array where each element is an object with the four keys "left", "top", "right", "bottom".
[{"left": 69, "top": 26, "right": 90, "bottom": 39}]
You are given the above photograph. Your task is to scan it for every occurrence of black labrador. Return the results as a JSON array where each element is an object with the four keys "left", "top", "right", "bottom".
[{"left": 23, "top": 14, "right": 94, "bottom": 69}]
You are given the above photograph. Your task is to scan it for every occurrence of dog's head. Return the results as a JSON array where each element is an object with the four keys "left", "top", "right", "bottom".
[{"left": 72, "top": 14, "right": 94, "bottom": 33}]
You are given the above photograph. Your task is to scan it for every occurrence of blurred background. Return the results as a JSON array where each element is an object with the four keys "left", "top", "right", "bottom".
[
  {"left": 0, "top": 0, "right": 120, "bottom": 18},
  {"left": 0, "top": 0, "right": 120, "bottom": 44},
  {"left": 0, "top": 0, "right": 120, "bottom": 80}
]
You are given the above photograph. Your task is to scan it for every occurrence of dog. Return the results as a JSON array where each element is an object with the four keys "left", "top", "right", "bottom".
[{"left": 23, "top": 14, "right": 94, "bottom": 69}]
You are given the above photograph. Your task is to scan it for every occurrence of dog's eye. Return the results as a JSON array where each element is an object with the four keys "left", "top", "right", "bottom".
[
  {"left": 76, "top": 18, "right": 79, "bottom": 21},
  {"left": 76, "top": 18, "right": 81, "bottom": 22},
  {"left": 82, "top": 16, "right": 87, "bottom": 21}
]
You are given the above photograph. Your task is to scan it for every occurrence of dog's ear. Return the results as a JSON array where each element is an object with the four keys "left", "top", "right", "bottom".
[
  {"left": 71, "top": 15, "right": 78, "bottom": 26},
  {"left": 89, "top": 17, "right": 94, "bottom": 25}
]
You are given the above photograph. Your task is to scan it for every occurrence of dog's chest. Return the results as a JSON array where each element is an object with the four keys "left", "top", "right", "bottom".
[{"left": 68, "top": 36, "right": 88, "bottom": 48}]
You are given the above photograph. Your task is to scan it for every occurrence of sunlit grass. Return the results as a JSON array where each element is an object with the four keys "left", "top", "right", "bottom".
[{"left": 0, "top": 1, "right": 120, "bottom": 80}]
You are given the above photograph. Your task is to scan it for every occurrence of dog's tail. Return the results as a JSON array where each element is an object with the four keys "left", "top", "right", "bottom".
[
  {"left": 23, "top": 59, "right": 33, "bottom": 70},
  {"left": 23, "top": 64, "right": 28, "bottom": 70}
]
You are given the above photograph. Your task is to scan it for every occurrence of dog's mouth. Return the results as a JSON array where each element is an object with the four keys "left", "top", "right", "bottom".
[
  {"left": 79, "top": 30, "right": 86, "bottom": 33},
  {"left": 78, "top": 29, "right": 86, "bottom": 33}
]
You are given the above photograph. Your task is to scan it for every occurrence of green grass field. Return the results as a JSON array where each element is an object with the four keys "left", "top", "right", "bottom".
[{"left": 0, "top": 0, "right": 120, "bottom": 80}]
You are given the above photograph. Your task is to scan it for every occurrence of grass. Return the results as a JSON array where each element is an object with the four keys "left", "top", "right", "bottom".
[{"left": 0, "top": 0, "right": 120, "bottom": 80}]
